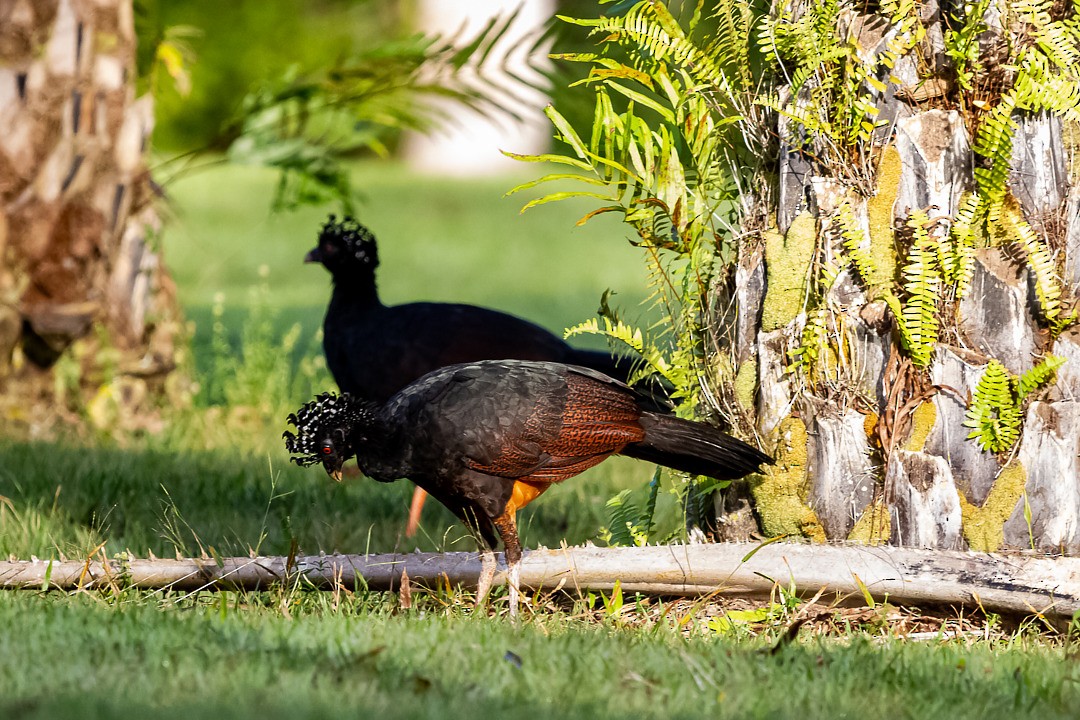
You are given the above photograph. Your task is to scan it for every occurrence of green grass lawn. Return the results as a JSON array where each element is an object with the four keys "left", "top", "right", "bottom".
[
  {"left": 2, "top": 160, "right": 1078, "bottom": 719},
  {"left": 1, "top": 591, "right": 1077, "bottom": 720}
]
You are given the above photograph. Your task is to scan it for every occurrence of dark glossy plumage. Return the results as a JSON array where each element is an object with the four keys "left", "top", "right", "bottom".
[
  {"left": 308, "top": 216, "right": 645, "bottom": 403},
  {"left": 306, "top": 215, "right": 669, "bottom": 535},
  {"left": 284, "top": 359, "right": 771, "bottom": 614}
]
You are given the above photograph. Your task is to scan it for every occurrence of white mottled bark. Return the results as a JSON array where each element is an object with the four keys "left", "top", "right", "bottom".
[
  {"left": 958, "top": 248, "right": 1041, "bottom": 376},
  {"left": 1003, "top": 402, "right": 1080, "bottom": 552},
  {"left": 807, "top": 406, "right": 876, "bottom": 538},
  {"left": 1009, "top": 112, "right": 1067, "bottom": 227},
  {"left": 924, "top": 346, "right": 1000, "bottom": 504},
  {"left": 756, "top": 328, "right": 795, "bottom": 437},
  {"left": 886, "top": 450, "right": 964, "bottom": 550},
  {"left": 893, "top": 110, "right": 972, "bottom": 220}
]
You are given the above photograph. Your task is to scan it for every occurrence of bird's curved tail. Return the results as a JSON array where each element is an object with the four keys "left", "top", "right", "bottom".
[{"left": 621, "top": 413, "right": 772, "bottom": 480}]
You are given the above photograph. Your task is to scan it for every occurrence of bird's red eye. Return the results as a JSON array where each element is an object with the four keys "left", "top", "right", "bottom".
[{"left": 321, "top": 445, "right": 333, "bottom": 455}]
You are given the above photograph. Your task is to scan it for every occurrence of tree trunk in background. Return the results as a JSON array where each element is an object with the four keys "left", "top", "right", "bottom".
[
  {"left": 0, "top": 0, "right": 179, "bottom": 430},
  {"left": 727, "top": 1, "right": 1080, "bottom": 553}
]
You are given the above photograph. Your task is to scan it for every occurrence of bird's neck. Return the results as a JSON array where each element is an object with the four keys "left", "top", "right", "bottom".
[
  {"left": 350, "top": 408, "right": 412, "bottom": 481},
  {"left": 353, "top": 435, "right": 411, "bottom": 483},
  {"left": 329, "top": 272, "right": 381, "bottom": 309}
]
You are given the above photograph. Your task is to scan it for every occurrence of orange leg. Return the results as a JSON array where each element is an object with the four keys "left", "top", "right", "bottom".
[{"left": 405, "top": 487, "right": 427, "bottom": 538}]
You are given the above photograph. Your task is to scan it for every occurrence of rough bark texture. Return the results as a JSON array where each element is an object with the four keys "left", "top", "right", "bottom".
[
  {"left": 0, "top": 0, "right": 179, "bottom": 428},
  {"left": 886, "top": 450, "right": 964, "bottom": 550},
  {"left": 893, "top": 109, "right": 971, "bottom": 220},
  {"left": 4, "top": 544, "right": 1078, "bottom": 618},
  {"left": 727, "top": 0, "right": 1079, "bottom": 555},
  {"left": 1002, "top": 402, "right": 1080, "bottom": 552},
  {"left": 806, "top": 405, "right": 876, "bottom": 538},
  {"left": 923, "top": 346, "right": 1000, "bottom": 504},
  {"left": 958, "top": 248, "right": 1040, "bottom": 375}
]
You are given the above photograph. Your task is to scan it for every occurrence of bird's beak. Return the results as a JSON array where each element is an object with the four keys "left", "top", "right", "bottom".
[
  {"left": 304, "top": 247, "right": 321, "bottom": 263},
  {"left": 322, "top": 458, "right": 345, "bottom": 482}
]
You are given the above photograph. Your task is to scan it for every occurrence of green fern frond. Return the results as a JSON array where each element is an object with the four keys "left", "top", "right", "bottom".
[
  {"left": 787, "top": 308, "right": 830, "bottom": 379},
  {"left": 963, "top": 359, "right": 1023, "bottom": 453},
  {"left": 758, "top": 0, "right": 923, "bottom": 177},
  {"left": 947, "top": 193, "right": 983, "bottom": 297},
  {"left": 887, "top": 211, "right": 941, "bottom": 368},
  {"left": 943, "top": 0, "right": 991, "bottom": 92},
  {"left": 973, "top": 94, "right": 1018, "bottom": 217},
  {"left": 1007, "top": 211, "right": 1062, "bottom": 322},
  {"left": 1017, "top": 355, "right": 1066, "bottom": 399},
  {"left": 970, "top": 3, "right": 1080, "bottom": 218},
  {"left": 833, "top": 201, "right": 878, "bottom": 288},
  {"left": 964, "top": 354, "right": 1066, "bottom": 453},
  {"left": 1014, "top": 51, "right": 1080, "bottom": 119},
  {"left": 565, "top": 316, "right": 675, "bottom": 383},
  {"left": 602, "top": 489, "right": 649, "bottom": 547},
  {"left": 1014, "top": 0, "right": 1080, "bottom": 71}
]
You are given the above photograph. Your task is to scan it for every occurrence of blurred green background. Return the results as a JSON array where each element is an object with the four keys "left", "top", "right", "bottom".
[{"left": 137, "top": 0, "right": 597, "bottom": 153}]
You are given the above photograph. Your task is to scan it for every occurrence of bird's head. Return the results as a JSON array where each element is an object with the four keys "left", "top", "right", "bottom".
[
  {"left": 305, "top": 215, "right": 379, "bottom": 277},
  {"left": 283, "top": 392, "right": 376, "bottom": 481}
]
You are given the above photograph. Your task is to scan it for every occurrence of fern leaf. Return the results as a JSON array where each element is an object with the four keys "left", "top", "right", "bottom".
[
  {"left": 963, "top": 359, "right": 1023, "bottom": 453},
  {"left": 1007, "top": 211, "right": 1062, "bottom": 322},
  {"left": 603, "top": 489, "right": 643, "bottom": 547},
  {"left": 565, "top": 316, "right": 674, "bottom": 382},
  {"left": 890, "top": 211, "right": 941, "bottom": 368},
  {"left": 948, "top": 193, "right": 983, "bottom": 298},
  {"left": 1017, "top": 355, "right": 1066, "bottom": 399}
]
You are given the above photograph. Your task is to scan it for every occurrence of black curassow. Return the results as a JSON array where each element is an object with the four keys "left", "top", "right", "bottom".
[
  {"left": 284, "top": 359, "right": 771, "bottom": 616},
  {"left": 306, "top": 215, "right": 668, "bottom": 536}
]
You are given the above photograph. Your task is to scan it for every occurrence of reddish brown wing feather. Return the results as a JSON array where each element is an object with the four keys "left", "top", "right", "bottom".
[{"left": 466, "top": 372, "right": 644, "bottom": 482}]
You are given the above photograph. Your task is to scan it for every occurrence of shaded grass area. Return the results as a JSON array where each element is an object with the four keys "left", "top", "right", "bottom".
[
  {"left": 1, "top": 592, "right": 1077, "bottom": 720},
  {"left": 0, "top": 437, "right": 668, "bottom": 561}
]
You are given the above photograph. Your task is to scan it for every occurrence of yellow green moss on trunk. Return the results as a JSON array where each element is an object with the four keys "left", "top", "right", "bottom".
[
  {"left": 903, "top": 401, "right": 936, "bottom": 452},
  {"left": 865, "top": 145, "right": 901, "bottom": 290},
  {"left": 733, "top": 359, "right": 757, "bottom": 411},
  {"left": 761, "top": 213, "right": 817, "bottom": 332},
  {"left": 959, "top": 461, "right": 1027, "bottom": 552},
  {"left": 847, "top": 500, "right": 890, "bottom": 545},
  {"left": 750, "top": 416, "right": 826, "bottom": 541}
]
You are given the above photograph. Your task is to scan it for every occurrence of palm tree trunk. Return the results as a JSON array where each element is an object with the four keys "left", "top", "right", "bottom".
[
  {"left": 0, "top": 0, "right": 179, "bottom": 425},
  {"left": 743, "top": 0, "right": 1080, "bottom": 553}
]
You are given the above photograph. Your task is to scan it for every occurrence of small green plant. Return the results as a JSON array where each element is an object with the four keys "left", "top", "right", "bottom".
[
  {"left": 965, "top": 1, "right": 1080, "bottom": 220},
  {"left": 510, "top": 0, "right": 769, "bottom": 519},
  {"left": 202, "top": 267, "right": 330, "bottom": 419},
  {"left": 884, "top": 211, "right": 943, "bottom": 369},
  {"left": 224, "top": 8, "right": 547, "bottom": 211},
  {"left": 600, "top": 469, "right": 661, "bottom": 547},
  {"left": 758, "top": 0, "right": 925, "bottom": 186},
  {"left": 834, "top": 200, "right": 878, "bottom": 289},
  {"left": 942, "top": 0, "right": 992, "bottom": 95},
  {"left": 963, "top": 355, "right": 1065, "bottom": 453}
]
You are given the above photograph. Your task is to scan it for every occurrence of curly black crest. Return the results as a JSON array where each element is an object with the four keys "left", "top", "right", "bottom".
[
  {"left": 283, "top": 392, "right": 367, "bottom": 467},
  {"left": 319, "top": 215, "right": 379, "bottom": 268}
]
